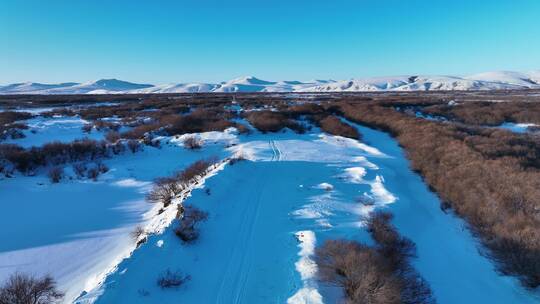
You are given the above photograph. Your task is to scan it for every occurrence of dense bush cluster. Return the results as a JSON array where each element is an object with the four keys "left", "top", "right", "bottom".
[
  {"left": 316, "top": 212, "right": 433, "bottom": 304},
  {"left": 339, "top": 101, "right": 540, "bottom": 288},
  {"left": 311, "top": 115, "right": 361, "bottom": 139},
  {"left": 421, "top": 101, "right": 540, "bottom": 126},
  {"left": 244, "top": 110, "right": 306, "bottom": 133},
  {"left": 0, "top": 139, "right": 109, "bottom": 174},
  {"left": 0, "top": 272, "right": 63, "bottom": 304},
  {"left": 263, "top": 103, "right": 361, "bottom": 139},
  {"left": 146, "top": 158, "right": 218, "bottom": 207},
  {"left": 0, "top": 111, "right": 32, "bottom": 142}
]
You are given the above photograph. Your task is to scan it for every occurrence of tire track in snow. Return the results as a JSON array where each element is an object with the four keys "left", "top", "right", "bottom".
[
  {"left": 214, "top": 164, "right": 268, "bottom": 304},
  {"left": 269, "top": 140, "right": 282, "bottom": 161}
]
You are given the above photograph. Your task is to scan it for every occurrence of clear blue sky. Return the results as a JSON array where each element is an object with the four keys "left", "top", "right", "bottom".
[{"left": 1, "top": 0, "right": 539, "bottom": 84}]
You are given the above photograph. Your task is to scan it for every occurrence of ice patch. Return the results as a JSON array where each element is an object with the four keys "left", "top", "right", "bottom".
[
  {"left": 156, "top": 240, "right": 164, "bottom": 247},
  {"left": 288, "top": 231, "right": 323, "bottom": 304}
]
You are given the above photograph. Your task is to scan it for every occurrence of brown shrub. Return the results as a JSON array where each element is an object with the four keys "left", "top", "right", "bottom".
[
  {"left": 315, "top": 115, "right": 361, "bottom": 139},
  {"left": 421, "top": 101, "right": 540, "bottom": 126},
  {"left": 121, "top": 123, "right": 160, "bottom": 140},
  {"left": 146, "top": 177, "right": 181, "bottom": 207},
  {"left": 0, "top": 272, "right": 64, "bottom": 304},
  {"left": 286, "top": 103, "right": 325, "bottom": 117},
  {"left": 162, "top": 111, "right": 236, "bottom": 136},
  {"left": 245, "top": 111, "right": 305, "bottom": 133},
  {"left": 93, "top": 120, "right": 120, "bottom": 132},
  {"left": 157, "top": 269, "right": 190, "bottom": 289},
  {"left": 146, "top": 158, "right": 218, "bottom": 207},
  {"left": 316, "top": 212, "right": 434, "bottom": 304},
  {"left": 175, "top": 205, "right": 208, "bottom": 243},
  {"left": 176, "top": 157, "right": 217, "bottom": 184},
  {"left": 315, "top": 240, "right": 401, "bottom": 304}
]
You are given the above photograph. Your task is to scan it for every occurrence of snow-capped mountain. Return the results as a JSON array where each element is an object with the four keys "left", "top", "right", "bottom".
[
  {"left": 0, "top": 82, "right": 79, "bottom": 94},
  {"left": 1, "top": 71, "right": 539, "bottom": 94}
]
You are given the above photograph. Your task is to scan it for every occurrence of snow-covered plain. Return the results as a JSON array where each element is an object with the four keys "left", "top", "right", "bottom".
[
  {"left": 1, "top": 110, "right": 539, "bottom": 304},
  {"left": 2, "top": 70, "right": 540, "bottom": 94}
]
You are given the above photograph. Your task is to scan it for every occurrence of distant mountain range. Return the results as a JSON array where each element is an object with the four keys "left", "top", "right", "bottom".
[{"left": 1, "top": 71, "right": 540, "bottom": 94}]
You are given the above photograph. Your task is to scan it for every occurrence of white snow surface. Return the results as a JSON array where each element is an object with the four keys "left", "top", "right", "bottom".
[{"left": 3, "top": 71, "right": 540, "bottom": 94}]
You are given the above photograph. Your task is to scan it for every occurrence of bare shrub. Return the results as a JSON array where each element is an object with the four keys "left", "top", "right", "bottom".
[
  {"left": 229, "top": 154, "right": 246, "bottom": 165},
  {"left": 175, "top": 205, "right": 208, "bottom": 243},
  {"left": 127, "top": 140, "right": 141, "bottom": 153},
  {"left": 0, "top": 272, "right": 64, "bottom": 304},
  {"left": 131, "top": 226, "right": 146, "bottom": 242},
  {"left": 183, "top": 136, "right": 202, "bottom": 150},
  {"left": 156, "top": 269, "right": 190, "bottom": 289},
  {"left": 146, "top": 177, "right": 180, "bottom": 207},
  {"left": 176, "top": 158, "right": 217, "bottom": 184},
  {"left": 87, "top": 168, "right": 99, "bottom": 181},
  {"left": 47, "top": 167, "right": 63, "bottom": 183}
]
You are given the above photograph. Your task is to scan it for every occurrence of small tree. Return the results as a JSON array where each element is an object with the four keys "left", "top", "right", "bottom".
[{"left": 0, "top": 273, "right": 64, "bottom": 304}]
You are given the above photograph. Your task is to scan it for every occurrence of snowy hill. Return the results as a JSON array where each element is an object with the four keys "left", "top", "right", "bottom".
[
  {"left": 464, "top": 71, "right": 540, "bottom": 87},
  {"left": 1, "top": 71, "right": 540, "bottom": 94},
  {"left": 0, "top": 82, "right": 79, "bottom": 94}
]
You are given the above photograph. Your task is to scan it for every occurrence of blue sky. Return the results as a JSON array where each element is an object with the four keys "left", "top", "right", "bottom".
[{"left": 1, "top": 0, "right": 539, "bottom": 84}]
